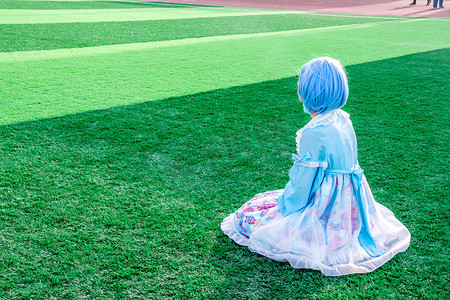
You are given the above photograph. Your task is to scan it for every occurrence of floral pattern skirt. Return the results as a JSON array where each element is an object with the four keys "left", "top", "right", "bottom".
[{"left": 221, "top": 175, "right": 411, "bottom": 276}]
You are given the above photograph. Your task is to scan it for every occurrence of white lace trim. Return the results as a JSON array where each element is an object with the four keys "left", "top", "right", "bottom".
[
  {"left": 295, "top": 160, "right": 328, "bottom": 168},
  {"left": 221, "top": 209, "right": 411, "bottom": 276},
  {"left": 296, "top": 109, "right": 350, "bottom": 153},
  {"left": 292, "top": 153, "right": 328, "bottom": 168}
]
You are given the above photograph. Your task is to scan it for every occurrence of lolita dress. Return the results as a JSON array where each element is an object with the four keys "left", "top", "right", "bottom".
[{"left": 221, "top": 109, "right": 411, "bottom": 276}]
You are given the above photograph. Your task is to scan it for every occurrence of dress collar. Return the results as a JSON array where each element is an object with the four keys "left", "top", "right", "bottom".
[
  {"left": 295, "top": 109, "right": 350, "bottom": 153},
  {"left": 305, "top": 109, "right": 349, "bottom": 129}
]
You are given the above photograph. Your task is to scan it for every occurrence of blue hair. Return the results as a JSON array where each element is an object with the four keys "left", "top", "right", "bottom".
[{"left": 298, "top": 57, "right": 349, "bottom": 114}]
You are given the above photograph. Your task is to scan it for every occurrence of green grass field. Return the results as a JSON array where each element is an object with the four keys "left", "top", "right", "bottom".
[{"left": 1, "top": 0, "right": 449, "bottom": 298}]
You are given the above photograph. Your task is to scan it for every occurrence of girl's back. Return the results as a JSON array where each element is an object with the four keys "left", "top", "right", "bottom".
[
  {"left": 221, "top": 57, "right": 410, "bottom": 276},
  {"left": 298, "top": 109, "right": 358, "bottom": 172}
]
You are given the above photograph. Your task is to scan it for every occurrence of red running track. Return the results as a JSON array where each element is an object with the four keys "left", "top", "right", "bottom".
[{"left": 153, "top": 0, "right": 450, "bottom": 18}]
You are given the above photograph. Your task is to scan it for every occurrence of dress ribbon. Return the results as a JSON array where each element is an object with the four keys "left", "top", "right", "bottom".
[
  {"left": 292, "top": 152, "right": 311, "bottom": 162},
  {"left": 325, "top": 167, "right": 385, "bottom": 257}
]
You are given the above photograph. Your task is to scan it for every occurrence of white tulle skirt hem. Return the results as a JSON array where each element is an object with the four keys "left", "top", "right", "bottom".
[{"left": 221, "top": 211, "right": 410, "bottom": 276}]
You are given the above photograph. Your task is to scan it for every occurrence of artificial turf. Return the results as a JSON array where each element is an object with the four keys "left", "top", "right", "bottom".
[
  {"left": 0, "top": 0, "right": 449, "bottom": 298},
  {"left": 1, "top": 17, "right": 448, "bottom": 125},
  {"left": 0, "top": 14, "right": 392, "bottom": 52},
  {"left": 0, "top": 0, "right": 191, "bottom": 9}
]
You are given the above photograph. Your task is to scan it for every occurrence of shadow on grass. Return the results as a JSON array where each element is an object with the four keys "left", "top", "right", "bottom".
[
  {"left": 0, "top": 48, "right": 448, "bottom": 298},
  {"left": 207, "top": 48, "right": 449, "bottom": 298}
]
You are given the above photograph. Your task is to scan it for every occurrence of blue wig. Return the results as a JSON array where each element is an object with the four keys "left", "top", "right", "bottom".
[{"left": 298, "top": 57, "right": 349, "bottom": 114}]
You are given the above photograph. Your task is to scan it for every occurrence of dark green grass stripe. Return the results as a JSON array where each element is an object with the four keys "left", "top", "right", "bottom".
[
  {"left": 0, "top": 0, "right": 199, "bottom": 9},
  {"left": 1, "top": 14, "right": 390, "bottom": 52},
  {"left": 0, "top": 49, "right": 448, "bottom": 298}
]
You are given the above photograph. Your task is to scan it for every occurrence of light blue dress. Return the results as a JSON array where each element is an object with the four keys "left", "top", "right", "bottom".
[{"left": 221, "top": 109, "right": 411, "bottom": 276}]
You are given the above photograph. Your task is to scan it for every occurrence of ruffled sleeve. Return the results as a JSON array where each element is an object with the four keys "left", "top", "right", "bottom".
[{"left": 278, "top": 128, "right": 328, "bottom": 216}]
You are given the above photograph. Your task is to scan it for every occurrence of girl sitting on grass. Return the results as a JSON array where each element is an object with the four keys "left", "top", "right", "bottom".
[{"left": 221, "top": 57, "right": 411, "bottom": 276}]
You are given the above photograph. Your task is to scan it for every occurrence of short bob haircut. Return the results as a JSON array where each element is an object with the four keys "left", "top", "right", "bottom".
[{"left": 298, "top": 57, "right": 349, "bottom": 115}]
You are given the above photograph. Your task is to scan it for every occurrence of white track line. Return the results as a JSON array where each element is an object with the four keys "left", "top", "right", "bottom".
[{"left": 0, "top": 19, "right": 423, "bottom": 62}]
